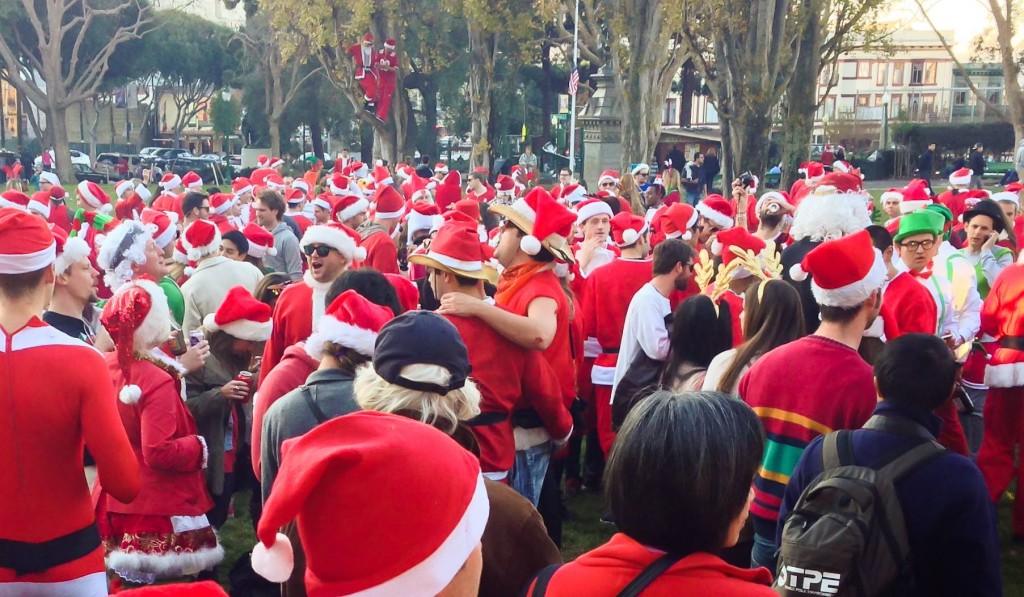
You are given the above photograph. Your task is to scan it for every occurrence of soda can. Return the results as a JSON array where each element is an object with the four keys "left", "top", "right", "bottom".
[
  {"left": 234, "top": 371, "right": 254, "bottom": 402},
  {"left": 189, "top": 330, "right": 205, "bottom": 347}
]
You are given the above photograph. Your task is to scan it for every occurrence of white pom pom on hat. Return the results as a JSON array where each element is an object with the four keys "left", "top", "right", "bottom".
[
  {"left": 520, "top": 234, "right": 542, "bottom": 256},
  {"left": 120, "top": 385, "right": 142, "bottom": 405},
  {"left": 622, "top": 229, "right": 639, "bottom": 246},
  {"left": 789, "top": 262, "right": 808, "bottom": 282},
  {"left": 251, "top": 532, "right": 293, "bottom": 583}
]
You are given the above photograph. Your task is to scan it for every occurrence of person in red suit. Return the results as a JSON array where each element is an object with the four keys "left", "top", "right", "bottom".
[
  {"left": 0, "top": 209, "right": 140, "bottom": 596},
  {"left": 583, "top": 212, "right": 654, "bottom": 455},
  {"left": 357, "top": 185, "right": 404, "bottom": 274},
  {"left": 347, "top": 33, "right": 377, "bottom": 107},
  {"left": 977, "top": 259, "right": 1024, "bottom": 541},
  {"left": 375, "top": 38, "right": 398, "bottom": 121}
]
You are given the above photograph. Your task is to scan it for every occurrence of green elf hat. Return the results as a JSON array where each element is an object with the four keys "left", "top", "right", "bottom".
[
  {"left": 894, "top": 209, "right": 945, "bottom": 244},
  {"left": 924, "top": 203, "right": 954, "bottom": 240}
]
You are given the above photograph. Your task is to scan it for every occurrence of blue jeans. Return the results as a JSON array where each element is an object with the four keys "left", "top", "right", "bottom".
[
  {"left": 751, "top": 531, "right": 778, "bottom": 571},
  {"left": 509, "top": 441, "right": 552, "bottom": 507},
  {"left": 685, "top": 190, "right": 701, "bottom": 206}
]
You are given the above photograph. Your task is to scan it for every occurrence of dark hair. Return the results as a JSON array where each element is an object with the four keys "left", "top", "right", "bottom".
[
  {"left": 255, "top": 272, "right": 290, "bottom": 309},
  {"left": 222, "top": 229, "right": 249, "bottom": 256},
  {"left": 452, "top": 272, "right": 480, "bottom": 288},
  {"left": 0, "top": 268, "right": 48, "bottom": 300},
  {"left": 321, "top": 343, "right": 371, "bottom": 373},
  {"left": 819, "top": 304, "right": 862, "bottom": 324},
  {"left": 602, "top": 197, "right": 620, "bottom": 215},
  {"left": 468, "top": 171, "right": 487, "bottom": 184},
  {"left": 478, "top": 202, "right": 499, "bottom": 232},
  {"left": 205, "top": 186, "right": 222, "bottom": 195},
  {"left": 694, "top": 151, "right": 703, "bottom": 160},
  {"left": 666, "top": 296, "right": 732, "bottom": 381},
  {"left": 508, "top": 224, "right": 555, "bottom": 263},
  {"left": 327, "top": 268, "right": 403, "bottom": 315},
  {"left": 559, "top": 167, "right": 571, "bottom": 176},
  {"left": 652, "top": 239, "right": 694, "bottom": 275},
  {"left": 257, "top": 189, "right": 286, "bottom": 221},
  {"left": 875, "top": 333, "right": 958, "bottom": 411},
  {"left": 182, "top": 191, "right": 208, "bottom": 216},
  {"left": 607, "top": 391, "right": 764, "bottom": 555},
  {"left": 719, "top": 280, "right": 805, "bottom": 393},
  {"left": 865, "top": 224, "right": 893, "bottom": 252},
  {"left": 205, "top": 329, "right": 253, "bottom": 374}
]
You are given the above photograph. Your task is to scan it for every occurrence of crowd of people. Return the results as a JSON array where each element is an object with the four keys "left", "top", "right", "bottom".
[{"left": 0, "top": 150, "right": 1021, "bottom": 596}]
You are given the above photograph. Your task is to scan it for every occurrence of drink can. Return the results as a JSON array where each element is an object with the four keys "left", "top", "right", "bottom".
[
  {"left": 235, "top": 371, "right": 254, "bottom": 402},
  {"left": 189, "top": 330, "right": 205, "bottom": 347}
]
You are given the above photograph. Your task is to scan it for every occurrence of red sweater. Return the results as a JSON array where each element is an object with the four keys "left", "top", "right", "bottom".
[
  {"left": 259, "top": 280, "right": 316, "bottom": 385},
  {"left": 446, "top": 314, "right": 572, "bottom": 473},
  {"left": 0, "top": 319, "right": 139, "bottom": 584},
  {"left": 105, "top": 355, "right": 211, "bottom": 517},
  {"left": 533, "top": 533, "right": 776, "bottom": 596},
  {"left": 498, "top": 268, "right": 575, "bottom": 405},
  {"left": 361, "top": 229, "right": 399, "bottom": 274},
  {"left": 738, "top": 335, "right": 876, "bottom": 534},
  {"left": 251, "top": 343, "right": 318, "bottom": 476}
]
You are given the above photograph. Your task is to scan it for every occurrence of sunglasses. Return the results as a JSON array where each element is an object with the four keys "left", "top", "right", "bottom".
[{"left": 303, "top": 244, "right": 335, "bottom": 257}]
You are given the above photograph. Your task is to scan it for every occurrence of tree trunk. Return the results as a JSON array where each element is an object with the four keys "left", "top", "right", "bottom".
[
  {"left": 540, "top": 43, "right": 553, "bottom": 143},
  {"left": 50, "top": 104, "right": 74, "bottom": 184},
  {"left": 780, "top": 4, "right": 822, "bottom": 189},
  {"left": 468, "top": 26, "right": 496, "bottom": 172},
  {"left": 615, "top": 52, "right": 665, "bottom": 170},
  {"left": 719, "top": 117, "right": 734, "bottom": 185},
  {"left": 360, "top": 121, "right": 374, "bottom": 163},
  {"left": 89, "top": 99, "right": 101, "bottom": 162},
  {"left": 310, "top": 118, "right": 324, "bottom": 159},
  {"left": 736, "top": 108, "right": 773, "bottom": 178},
  {"left": 680, "top": 60, "right": 696, "bottom": 128},
  {"left": 268, "top": 113, "right": 282, "bottom": 157}
]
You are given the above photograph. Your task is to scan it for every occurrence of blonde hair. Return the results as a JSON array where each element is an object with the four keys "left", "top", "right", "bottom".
[
  {"left": 354, "top": 364, "right": 482, "bottom": 434},
  {"left": 661, "top": 167, "right": 681, "bottom": 192}
]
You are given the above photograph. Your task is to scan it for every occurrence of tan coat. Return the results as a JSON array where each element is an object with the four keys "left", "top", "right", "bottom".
[{"left": 181, "top": 256, "right": 264, "bottom": 334}]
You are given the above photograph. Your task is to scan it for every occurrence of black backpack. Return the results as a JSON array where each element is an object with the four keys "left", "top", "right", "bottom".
[{"left": 774, "top": 415, "right": 946, "bottom": 597}]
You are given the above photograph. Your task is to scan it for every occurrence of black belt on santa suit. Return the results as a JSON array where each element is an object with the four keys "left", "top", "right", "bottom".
[
  {"left": 1000, "top": 336, "right": 1024, "bottom": 351},
  {"left": 0, "top": 522, "right": 100, "bottom": 576},
  {"left": 602, "top": 347, "right": 619, "bottom": 354}
]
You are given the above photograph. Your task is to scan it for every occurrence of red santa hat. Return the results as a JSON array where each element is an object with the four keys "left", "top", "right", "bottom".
[
  {"left": 695, "top": 195, "right": 735, "bottom": 229},
  {"left": 345, "top": 160, "right": 369, "bottom": 179},
  {"left": 243, "top": 223, "right": 277, "bottom": 259},
  {"left": 711, "top": 226, "right": 767, "bottom": 277},
  {"left": 0, "top": 208, "right": 55, "bottom": 273},
  {"left": 880, "top": 188, "right": 903, "bottom": 204},
  {"left": 310, "top": 193, "right": 334, "bottom": 213},
  {"left": 798, "top": 161, "right": 825, "bottom": 183},
  {"left": 384, "top": 38, "right": 396, "bottom": 48},
  {"left": 755, "top": 190, "right": 794, "bottom": 216},
  {"left": 100, "top": 278, "right": 173, "bottom": 404},
  {"left": 257, "top": 154, "right": 270, "bottom": 168},
  {"left": 434, "top": 162, "right": 449, "bottom": 174},
  {"left": 948, "top": 167, "right": 972, "bottom": 187},
  {"left": 49, "top": 185, "right": 67, "bottom": 201},
  {"left": 384, "top": 274, "right": 419, "bottom": 312},
  {"left": 451, "top": 199, "right": 481, "bottom": 223},
  {"left": 494, "top": 174, "right": 515, "bottom": 198},
  {"left": 395, "top": 164, "right": 414, "bottom": 182},
  {"left": 291, "top": 179, "right": 310, "bottom": 197},
  {"left": 182, "top": 219, "right": 222, "bottom": 261},
  {"left": 575, "top": 197, "right": 614, "bottom": 225},
  {"left": 331, "top": 194, "right": 369, "bottom": 222},
  {"left": 232, "top": 177, "right": 254, "bottom": 198},
  {"left": 406, "top": 201, "right": 441, "bottom": 242},
  {"left": 203, "top": 285, "right": 273, "bottom": 341},
  {"left": 1005, "top": 182, "right": 1024, "bottom": 194},
  {"left": 434, "top": 170, "right": 463, "bottom": 212},
  {"left": 372, "top": 165, "right": 394, "bottom": 187},
  {"left": 993, "top": 190, "right": 1020, "bottom": 208},
  {"left": 39, "top": 171, "right": 60, "bottom": 187},
  {"left": 660, "top": 203, "right": 699, "bottom": 241},
  {"left": 361, "top": 180, "right": 377, "bottom": 198},
  {"left": 490, "top": 187, "right": 576, "bottom": 262},
  {"left": 284, "top": 187, "right": 306, "bottom": 206},
  {"left": 899, "top": 179, "right": 933, "bottom": 214},
  {"left": 159, "top": 172, "right": 182, "bottom": 191},
  {"left": 0, "top": 189, "right": 30, "bottom": 211},
  {"left": 140, "top": 208, "right": 177, "bottom": 250},
  {"left": 300, "top": 222, "right": 366, "bottom": 262},
  {"left": 610, "top": 212, "right": 648, "bottom": 247},
  {"left": 115, "top": 179, "right": 135, "bottom": 198},
  {"left": 269, "top": 157, "right": 285, "bottom": 169},
  {"left": 304, "top": 290, "right": 394, "bottom": 358},
  {"left": 52, "top": 225, "right": 89, "bottom": 276},
  {"left": 789, "top": 229, "right": 886, "bottom": 308},
  {"left": 409, "top": 219, "right": 497, "bottom": 283},
  {"left": 264, "top": 173, "right": 286, "bottom": 191},
  {"left": 373, "top": 185, "right": 406, "bottom": 219},
  {"left": 361, "top": 32, "right": 374, "bottom": 43},
  {"left": 181, "top": 171, "right": 203, "bottom": 190},
  {"left": 329, "top": 173, "right": 352, "bottom": 196},
  {"left": 77, "top": 180, "right": 112, "bottom": 213},
  {"left": 210, "top": 192, "right": 237, "bottom": 216},
  {"left": 597, "top": 169, "right": 620, "bottom": 186},
  {"left": 559, "top": 183, "right": 587, "bottom": 206},
  {"left": 251, "top": 411, "right": 488, "bottom": 595},
  {"left": 960, "top": 189, "right": 991, "bottom": 214},
  {"left": 27, "top": 190, "right": 51, "bottom": 219}
]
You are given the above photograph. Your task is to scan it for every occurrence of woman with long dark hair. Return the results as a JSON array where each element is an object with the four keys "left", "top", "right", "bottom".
[
  {"left": 704, "top": 279, "right": 805, "bottom": 394},
  {"left": 664, "top": 295, "right": 733, "bottom": 392}
]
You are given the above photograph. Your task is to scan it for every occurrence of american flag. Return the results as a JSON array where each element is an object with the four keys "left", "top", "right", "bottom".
[{"left": 568, "top": 67, "right": 579, "bottom": 95}]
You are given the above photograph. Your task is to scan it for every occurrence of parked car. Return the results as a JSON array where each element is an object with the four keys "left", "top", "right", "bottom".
[
  {"left": 34, "top": 149, "right": 90, "bottom": 169},
  {"left": 139, "top": 146, "right": 164, "bottom": 158},
  {"left": 166, "top": 157, "right": 222, "bottom": 185},
  {"left": 73, "top": 162, "right": 109, "bottom": 184},
  {"left": 144, "top": 148, "right": 194, "bottom": 170},
  {"left": 94, "top": 153, "right": 144, "bottom": 177}
]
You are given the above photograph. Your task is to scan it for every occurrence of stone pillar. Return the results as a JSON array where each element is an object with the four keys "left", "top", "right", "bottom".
[{"left": 579, "top": 64, "right": 622, "bottom": 189}]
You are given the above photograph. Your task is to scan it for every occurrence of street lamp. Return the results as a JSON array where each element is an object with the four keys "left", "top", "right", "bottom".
[{"left": 881, "top": 91, "right": 892, "bottom": 149}]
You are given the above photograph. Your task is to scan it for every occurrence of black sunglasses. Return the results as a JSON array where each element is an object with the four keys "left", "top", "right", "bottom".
[{"left": 303, "top": 244, "right": 335, "bottom": 257}]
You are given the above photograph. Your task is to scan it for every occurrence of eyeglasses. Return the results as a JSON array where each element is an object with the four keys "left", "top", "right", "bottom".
[
  {"left": 899, "top": 239, "right": 936, "bottom": 251},
  {"left": 600, "top": 182, "right": 617, "bottom": 188},
  {"left": 303, "top": 244, "right": 335, "bottom": 257}
]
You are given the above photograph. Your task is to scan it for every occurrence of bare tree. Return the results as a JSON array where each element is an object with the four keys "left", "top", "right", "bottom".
[
  {"left": 0, "top": 0, "right": 153, "bottom": 182},
  {"left": 913, "top": 0, "right": 1023, "bottom": 178}
]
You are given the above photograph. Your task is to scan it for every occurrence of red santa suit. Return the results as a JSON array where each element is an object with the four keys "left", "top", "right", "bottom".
[
  {"left": 977, "top": 263, "right": 1024, "bottom": 535},
  {"left": 467, "top": 185, "right": 496, "bottom": 204},
  {"left": 374, "top": 43, "right": 398, "bottom": 121},
  {"left": 251, "top": 343, "right": 318, "bottom": 476},
  {"left": 883, "top": 271, "right": 938, "bottom": 337},
  {"left": 359, "top": 225, "right": 400, "bottom": 274},
  {"left": 289, "top": 212, "right": 313, "bottom": 238},
  {"left": 447, "top": 311, "right": 573, "bottom": 479},
  {"left": 582, "top": 257, "right": 653, "bottom": 454},
  {"left": 48, "top": 202, "right": 73, "bottom": 232},
  {"left": 348, "top": 40, "right": 377, "bottom": 102},
  {"left": 0, "top": 320, "right": 139, "bottom": 595},
  {"left": 938, "top": 188, "right": 969, "bottom": 222},
  {"left": 257, "top": 272, "right": 333, "bottom": 385},
  {"left": 209, "top": 213, "right": 236, "bottom": 234}
]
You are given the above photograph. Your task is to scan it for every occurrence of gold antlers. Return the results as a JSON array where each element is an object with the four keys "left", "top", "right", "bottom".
[{"left": 698, "top": 240, "right": 783, "bottom": 302}]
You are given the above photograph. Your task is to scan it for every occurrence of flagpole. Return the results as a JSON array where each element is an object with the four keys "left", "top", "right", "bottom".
[{"left": 568, "top": 0, "right": 580, "bottom": 177}]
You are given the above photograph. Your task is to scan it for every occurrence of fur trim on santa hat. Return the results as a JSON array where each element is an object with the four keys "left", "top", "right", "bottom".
[
  {"left": 993, "top": 191, "right": 1019, "bottom": 207},
  {"left": 576, "top": 199, "right": 614, "bottom": 225},
  {"left": 55, "top": 236, "right": 91, "bottom": 275},
  {"left": 949, "top": 168, "right": 972, "bottom": 187},
  {"left": 337, "top": 196, "right": 370, "bottom": 222},
  {"left": 301, "top": 225, "right": 367, "bottom": 261},
  {"left": 695, "top": 201, "right": 734, "bottom": 230},
  {"left": 203, "top": 313, "right": 273, "bottom": 342},
  {"left": 305, "top": 318, "right": 379, "bottom": 359}
]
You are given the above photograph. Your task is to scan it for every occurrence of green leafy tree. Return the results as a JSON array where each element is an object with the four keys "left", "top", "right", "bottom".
[{"left": 210, "top": 93, "right": 242, "bottom": 153}]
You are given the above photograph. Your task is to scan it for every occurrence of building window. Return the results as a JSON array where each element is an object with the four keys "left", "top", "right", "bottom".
[
  {"left": 857, "top": 95, "right": 870, "bottom": 107},
  {"left": 988, "top": 91, "right": 1002, "bottom": 105},
  {"left": 857, "top": 61, "right": 871, "bottom": 79},
  {"left": 892, "top": 63, "right": 904, "bottom": 86},
  {"left": 841, "top": 61, "right": 857, "bottom": 79},
  {"left": 663, "top": 98, "right": 678, "bottom": 125},
  {"left": 924, "top": 62, "right": 937, "bottom": 85},
  {"left": 954, "top": 90, "right": 968, "bottom": 106},
  {"left": 876, "top": 63, "right": 888, "bottom": 86},
  {"left": 911, "top": 61, "right": 937, "bottom": 86}
]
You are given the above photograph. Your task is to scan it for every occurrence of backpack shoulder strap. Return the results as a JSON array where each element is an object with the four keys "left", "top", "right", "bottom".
[
  {"left": 615, "top": 552, "right": 684, "bottom": 597},
  {"left": 821, "top": 430, "right": 853, "bottom": 470},
  {"left": 522, "top": 563, "right": 562, "bottom": 597},
  {"left": 300, "top": 385, "right": 329, "bottom": 424},
  {"left": 877, "top": 440, "right": 947, "bottom": 483}
]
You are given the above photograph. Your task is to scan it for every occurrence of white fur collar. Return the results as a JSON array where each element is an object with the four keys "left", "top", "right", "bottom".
[
  {"left": 148, "top": 348, "right": 188, "bottom": 375},
  {"left": 303, "top": 271, "right": 335, "bottom": 293}
]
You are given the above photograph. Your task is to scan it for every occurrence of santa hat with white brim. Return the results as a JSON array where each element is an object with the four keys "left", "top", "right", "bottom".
[
  {"left": 39, "top": 171, "right": 60, "bottom": 186},
  {"left": 993, "top": 191, "right": 1019, "bottom": 207},
  {"left": 695, "top": 196, "right": 735, "bottom": 229},
  {"left": 100, "top": 278, "right": 174, "bottom": 404},
  {"left": 575, "top": 197, "right": 614, "bottom": 225},
  {"left": 0, "top": 208, "right": 56, "bottom": 274},
  {"left": 251, "top": 411, "right": 488, "bottom": 597},
  {"left": 304, "top": 290, "right": 394, "bottom": 359},
  {"left": 333, "top": 195, "right": 370, "bottom": 222},
  {"left": 243, "top": 223, "right": 277, "bottom": 259},
  {"left": 300, "top": 223, "right": 367, "bottom": 262},
  {"left": 789, "top": 229, "right": 886, "bottom": 308},
  {"left": 181, "top": 219, "right": 222, "bottom": 261},
  {"left": 203, "top": 285, "right": 273, "bottom": 342},
  {"left": 949, "top": 168, "right": 972, "bottom": 187}
]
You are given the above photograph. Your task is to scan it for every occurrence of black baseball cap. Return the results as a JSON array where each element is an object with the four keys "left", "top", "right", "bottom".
[{"left": 373, "top": 311, "right": 470, "bottom": 395}]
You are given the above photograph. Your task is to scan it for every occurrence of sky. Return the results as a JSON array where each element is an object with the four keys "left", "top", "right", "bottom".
[{"left": 886, "top": 0, "right": 993, "bottom": 55}]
